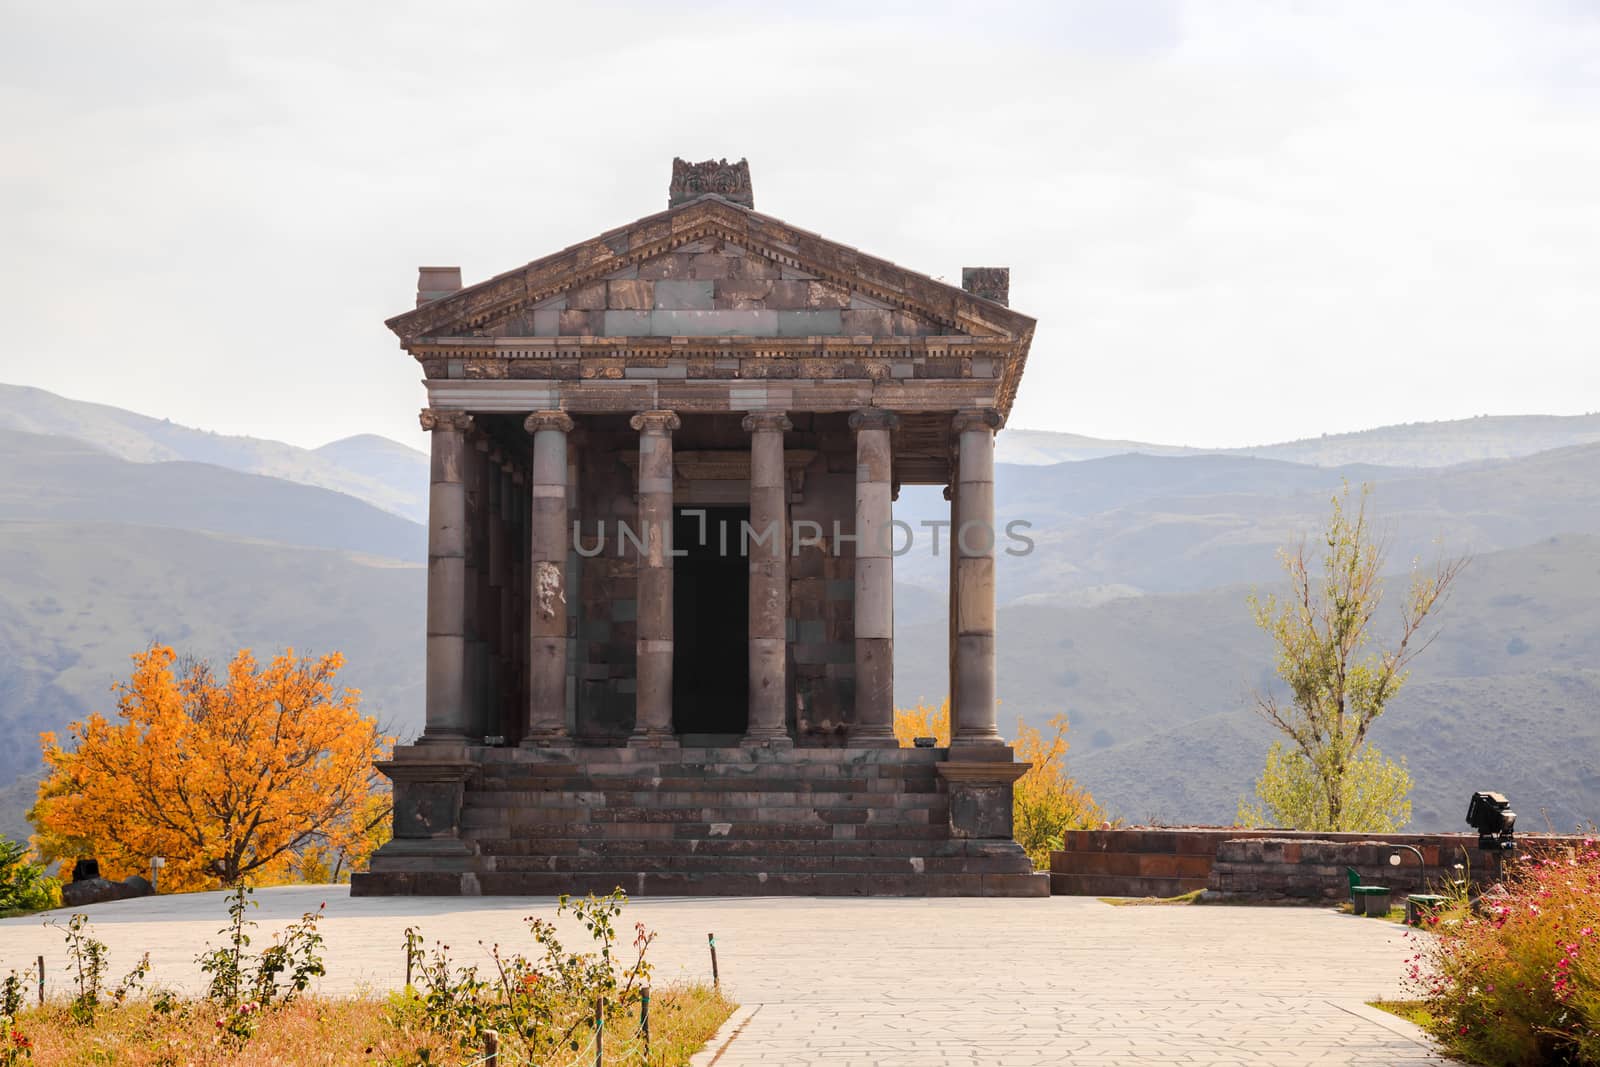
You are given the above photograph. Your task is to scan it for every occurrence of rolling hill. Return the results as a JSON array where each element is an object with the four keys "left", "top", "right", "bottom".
[
  {"left": 998, "top": 412, "right": 1600, "bottom": 468},
  {"left": 0, "top": 429, "right": 425, "bottom": 560},
  {"left": 0, "top": 384, "right": 428, "bottom": 522}
]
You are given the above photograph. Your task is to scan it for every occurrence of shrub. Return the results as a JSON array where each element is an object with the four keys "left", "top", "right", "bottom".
[
  {"left": 0, "top": 837, "right": 59, "bottom": 916},
  {"left": 1408, "top": 840, "right": 1600, "bottom": 1065},
  {"left": 197, "top": 883, "right": 326, "bottom": 1039},
  {"left": 400, "top": 889, "right": 656, "bottom": 1060}
]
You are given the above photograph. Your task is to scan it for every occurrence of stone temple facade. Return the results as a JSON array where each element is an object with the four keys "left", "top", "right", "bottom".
[{"left": 352, "top": 159, "right": 1046, "bottom": 897}]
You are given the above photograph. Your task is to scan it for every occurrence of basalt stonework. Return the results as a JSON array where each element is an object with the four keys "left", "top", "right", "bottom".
[{"left": 352, "top": 159, "right": 1044, "bottom": 898}]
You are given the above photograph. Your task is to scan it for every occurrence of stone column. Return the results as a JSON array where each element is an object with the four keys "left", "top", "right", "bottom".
[
  {"left": 944, "top": 476, "right": 960, "bottom": 740},
  {"left": 629, "top": 410, "right": 680, "bottom": 746},
  {"left": 523, "top": 411, "right": 573, "bottom": 746},
  {"left": 419, "top": 408, "right": 473, "bottom": 743},
  {"left": 951, "top": 409, "right": 1004, "bottom": 749},
  {"left": 849, "top": 408, "right": 899, "bottom": 747},
  {"left": 742, "top": 412, "right": 793, "bottom": 747},
  {"left": 463, "top": 438, "right": 486, "bottom": 740},
  {"left": 484, "top": 450, "right": 506, "bottom": 740}
]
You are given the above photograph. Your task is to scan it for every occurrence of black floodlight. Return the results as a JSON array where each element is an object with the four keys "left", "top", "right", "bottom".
[{"left": 1466, "top": 791, "right": 1518, "bottom": 851}]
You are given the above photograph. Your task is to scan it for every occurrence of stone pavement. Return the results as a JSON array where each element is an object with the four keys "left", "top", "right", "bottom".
[{"left": 0, "top": 888, "right": 1443, "bottom": 1065}]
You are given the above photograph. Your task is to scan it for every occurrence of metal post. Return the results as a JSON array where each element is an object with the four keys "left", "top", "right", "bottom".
[
  {"left": 483, "top": 1029, "right": 499, "bottom": 1067},
  {"left": 640, "top": 985, "right": 651, "bottom": 1060},
  {"left": 708, "top": 932, "right": 719, "bottom": 989},
  {"left": 36, "top": 955, "right": 44, "bottom": 1006}
]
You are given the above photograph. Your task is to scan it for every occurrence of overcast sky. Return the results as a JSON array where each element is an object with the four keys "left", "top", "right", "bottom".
[{"left": 2, "top": 1, "right": 1597, "bottom": 451}]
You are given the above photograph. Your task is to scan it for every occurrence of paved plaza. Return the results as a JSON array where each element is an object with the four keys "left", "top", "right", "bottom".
[{"left": 0, "top": 888, "right": 1442, "bottom": 1065}]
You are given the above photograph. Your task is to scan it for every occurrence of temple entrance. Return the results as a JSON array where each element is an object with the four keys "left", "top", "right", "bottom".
[{"left": 672, "top": 505, "right": 750, "bottom": 739}]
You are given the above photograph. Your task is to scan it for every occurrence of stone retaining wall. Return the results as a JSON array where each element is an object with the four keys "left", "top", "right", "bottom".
[{"left": 1049, "top": 828, "right": 1588, "bottom": 901}]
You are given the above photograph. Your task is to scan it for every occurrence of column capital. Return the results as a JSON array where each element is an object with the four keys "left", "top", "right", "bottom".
[
  {"left": 848, "top": 408, "right": 900, "bottom": 432},
  {"left": 741, "top": 411, "right": 793, "bottom": 433},
  {"left": 951, "top": 409, "right": 1002, "bottom": 434},
  {"left": 420, "top": 409, "right": 474, "bottom": 433},
  {"left": 630, "top": 409, "right": 681, "bottom": 435},
  {"left": 523, "top": 410, "right": 575, "bottom": 435}
]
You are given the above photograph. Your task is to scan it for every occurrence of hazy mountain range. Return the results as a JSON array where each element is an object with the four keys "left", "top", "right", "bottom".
[{"left": 0, "top": 383, "right": 1595, "bottom": 842}]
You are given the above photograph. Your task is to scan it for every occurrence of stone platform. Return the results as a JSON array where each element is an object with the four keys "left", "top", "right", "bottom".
[{"left": 354, "top": 746, "right": 1047, "bottom": 898}]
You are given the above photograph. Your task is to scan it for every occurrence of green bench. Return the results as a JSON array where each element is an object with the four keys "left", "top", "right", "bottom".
[
  {"left": 1346, "top": 866, "right": 1391, "bottom": 916},
  {"left": 1405, "top": 893, "right": 1447, "bottom": 926}
]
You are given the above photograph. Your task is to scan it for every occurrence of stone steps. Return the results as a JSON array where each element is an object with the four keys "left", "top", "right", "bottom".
[
  {"left": 354, "top": 748, "right": 1050, "bottom": 898},
  {"left": 461, "top": 871, "right": 1047, "bottom": 898},
  {"left": 475, "top": 853, "right": 1034, "bottom": 875}
]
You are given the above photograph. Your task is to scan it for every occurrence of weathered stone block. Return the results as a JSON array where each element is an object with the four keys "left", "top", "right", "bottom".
[
  {"left": 569, "top": 282, "right": 606, "bottom": 310},
  {"left": 764, "top": 280, "right": 811, "bottom": 308},
  {"left": 558, "top": 309, "right": 595, "bottom": 335},
  {"left": 777, "top": 310, "right": 842, "bottom": 337},
  {"left": 808, "top": 282, "right": 851, "bottom": 308},
  {"left": 842, "top": 309, "right": 893, "bottom": 334},
  {"left": 652, "top": 309, "right": 777, "bottom": 336},
  {"left": 607, "top": 280, "right": 654, "bottom": 309},
  {"left": 603, "top": 310, "right": 654, "bottom": 336},
  {"left": 714, "top": 281, "right": 773, "bottom": 308},
  {"left": 690, "top": 253, "right": 730, "bottom": 278},
  {"left": 653, "top": 279, "right": 715, "bottom": 309},
  {"left": 639, "top": 254, "right": 692, "bottom": 279}
]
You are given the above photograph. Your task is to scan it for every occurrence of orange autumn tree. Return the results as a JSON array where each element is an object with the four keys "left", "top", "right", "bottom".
[
  {"left": 893, "top": 701, "right": 1109, "bottom": 869},
  {"left": 31, "top": 646, "right": 392, "bottom": 892}
]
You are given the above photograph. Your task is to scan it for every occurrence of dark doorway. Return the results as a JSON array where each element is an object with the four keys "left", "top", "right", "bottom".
[{"left": 672, "top": 505, "right": 749, "bottom": 738}]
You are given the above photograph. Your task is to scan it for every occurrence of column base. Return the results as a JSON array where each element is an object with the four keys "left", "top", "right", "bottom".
[
  {"left": 950, "top": 735, "right": 1010, "bottom": 755},
  {"left": 520, "top": 728, "right": 571, "bottom": 749},
  {"left": 740, "top": 731, "right": 794, "bottom": 749},
  {"left": 848, "top": 729, "right": 900, "bottom": 749},
  {"left": 936, "top": 760, "right": 1029, "bottom": 839},
  {"left": 628, "top": 731, "right": 680, "bottom": 749},
  {"left": 415, "top": 730, "right": 471, "bottom": 745}
]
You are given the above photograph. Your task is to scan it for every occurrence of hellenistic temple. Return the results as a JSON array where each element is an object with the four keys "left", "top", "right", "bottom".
[{"left": 353, "top": 160, "right": 1046, "bottom": 896}]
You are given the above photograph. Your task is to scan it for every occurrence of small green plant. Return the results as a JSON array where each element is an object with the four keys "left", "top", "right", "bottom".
[
  {"left": 0, "top": 836, "right": 58, "bottom": 916},
  {"left": 0, "top": 974, "right": 22, "bottom": 1019},
  {"left": 46, "top": 913, "right": 147, "bottom": 1026},
  {"left": 196, "top": 883, "right": 327, "bottom": 1040}
]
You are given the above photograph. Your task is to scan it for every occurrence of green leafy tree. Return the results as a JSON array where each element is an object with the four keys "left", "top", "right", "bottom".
[
  {"left": 1241, "top": 483, "right": 1465, "bottom": 832},
  {"left": 1238, "top": 740, "right": 1413, "bottom": 832}
]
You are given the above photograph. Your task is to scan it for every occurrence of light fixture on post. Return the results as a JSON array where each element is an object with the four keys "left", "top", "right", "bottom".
[{"left": 1466, "top": 791, "right": 1517, "bottom": 852}]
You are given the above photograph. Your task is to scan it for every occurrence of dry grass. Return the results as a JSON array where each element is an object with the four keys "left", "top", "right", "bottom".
[
  {"left": 1097, "top": 889, "right": 1206, "bottom": 906},
  {"left": 7, "top": 983, "right": 735, "bottom": 1066},
  {"left": 1369, "top": 999, "right": 1437, "bottom": 1029}
]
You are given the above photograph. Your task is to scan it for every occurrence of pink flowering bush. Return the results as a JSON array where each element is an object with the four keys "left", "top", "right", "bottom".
[{"left": 1407, "top": 840, "right": 1600, "bottom": 1065}]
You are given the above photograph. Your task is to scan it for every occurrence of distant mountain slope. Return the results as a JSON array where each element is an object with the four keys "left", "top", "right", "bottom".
[
  {"left": 0, "top": 520, "right": 425, "bottom": 838},
  {"left": 996, "top": 430, "right": 1201, "bottom": 465},
  {"left": 0, "top": 384, "right": 427, "bottom": 522},
  {"left": 999, "top": 413, "right": 1600, "bottom": 468},
  {"left": 314, "top": 434, "right": 431, "bottom": 501},
  {"left": 895, "top": 442, "right": 1600, "bottom": 604},
  {"left": 896, "top": 534, "right": 1600, "bottom": 830},
  {"left": 0, "top": 430, "right": 425, "bottom": 560}
]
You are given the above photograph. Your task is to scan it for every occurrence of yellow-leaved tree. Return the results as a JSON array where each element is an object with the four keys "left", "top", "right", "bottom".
[
  {"left": 31, "top": 646, "right": 393, "bottom": 892},
  {"left": 894, "top": 699, "right": 1109, "bottom": 869}
]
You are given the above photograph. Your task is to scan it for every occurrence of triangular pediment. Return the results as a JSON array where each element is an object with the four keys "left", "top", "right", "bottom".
[{"left": 386, "top": 197, "right": 1034, "bottom": 346}]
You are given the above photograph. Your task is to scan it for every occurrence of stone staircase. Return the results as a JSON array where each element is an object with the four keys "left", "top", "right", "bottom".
[{"left": 364, "top": 746, "right": 1047, "bottom": 897}]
